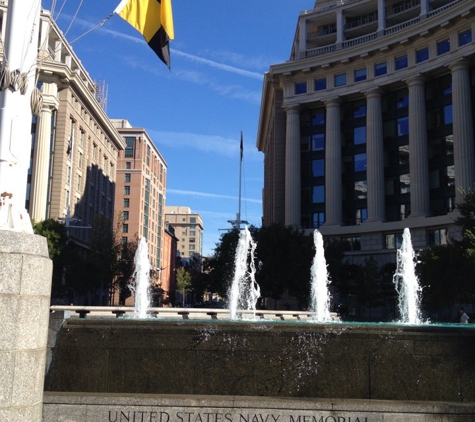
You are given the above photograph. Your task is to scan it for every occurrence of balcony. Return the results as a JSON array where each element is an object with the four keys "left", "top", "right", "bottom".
[{"left": 302, "top": 0, "right": 467, "bottom": 60}]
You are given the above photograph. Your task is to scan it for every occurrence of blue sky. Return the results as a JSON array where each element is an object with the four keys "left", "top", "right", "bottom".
[{"left": 41, "top": 0, "right": 312, "bottom": 255}]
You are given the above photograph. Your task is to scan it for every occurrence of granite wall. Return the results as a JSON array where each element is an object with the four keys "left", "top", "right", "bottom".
[{"left": 44, "top": 318, "right": 475, "bottom": 402}]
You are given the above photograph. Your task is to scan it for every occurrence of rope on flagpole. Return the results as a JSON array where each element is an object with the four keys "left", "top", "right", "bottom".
[{"left": 68, "top": 12, "right": 115, "bottom": 45}]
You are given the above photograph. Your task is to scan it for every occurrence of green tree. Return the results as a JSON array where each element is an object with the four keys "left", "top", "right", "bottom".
[
  {"left": 418, "top": 190, "right": 475, "bottom": 319},
  {"left": 176, "top": 267, "right": 193, "bottom": 306},
  {"left": 33, "top": 219, "right": 68, "bottom": 301},
  {"left": 204, "top": 228, "right": 240, "bottom": 298},
  {"left": 111, "top": 234, "right": 138, "bottom": 305},
  {"left": 255, "top": 223, "right": 314, "bottom": 307}
]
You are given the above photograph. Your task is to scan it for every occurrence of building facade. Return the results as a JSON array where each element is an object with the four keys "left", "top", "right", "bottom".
[
  {"left": 164, "top": 206, "right": 204, "bottom": 262},
  {"left": 161, "top": 222, "right": 179, "bottom": 303},
  {"left": 112, "top": 119, "right": 168, "bottom": 280},
  {"left": 257, "top": 0, "right": 475, "bottom": 266},
  {"left": 1, "top": 5, "right": 126, "bottom": 244}
]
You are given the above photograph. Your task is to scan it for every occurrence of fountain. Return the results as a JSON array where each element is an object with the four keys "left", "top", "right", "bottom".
[
  {"left": 128, "top": 237, "right": 151, "bottom": 319},
  {"left": 393, "top": 227, "right": 423, "bottom": 324},
  {"left": 43, "top": 227, "right": 475, "bottom": 421},
  {"left": 309, "top": 229, "right": 332, "bottom": 322},
  {"left": 228, "top": 226, "right": 261, "bottom": 320}
]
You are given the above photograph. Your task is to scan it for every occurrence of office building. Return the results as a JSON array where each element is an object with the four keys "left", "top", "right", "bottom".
[
  {"left": 112, "top": 119, "right": 168, "bottom": 282},
  {"left": 257, "top": 0, "right": 475, "bottom": 266},
  {"left": 165, "top": 206, "right": 204, "bottom": 263},
  {"left": 0, "top": 5, "right": 126, "bottom": 245}
]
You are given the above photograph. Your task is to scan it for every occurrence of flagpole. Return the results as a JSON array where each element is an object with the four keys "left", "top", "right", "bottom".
[
  {"left": 237, "top": 131, "right": 243, "bottom": 229},
  {"left": 0, "top": 0, "right": 40, "bottom": 233}
]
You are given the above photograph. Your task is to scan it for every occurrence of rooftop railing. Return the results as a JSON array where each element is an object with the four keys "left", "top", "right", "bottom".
[{"left": 303, "top": 0, "right": 466, "bottom": 59}]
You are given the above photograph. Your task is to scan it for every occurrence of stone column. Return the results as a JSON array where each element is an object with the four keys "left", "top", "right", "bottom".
[
  {"left": 324, "top": 98, "right": 342, "bottom": 226},
  {"left": 377, "top": 0, "right": 386, "bottom": 32},
  {"left": 420, "top": 0, "right": 429, "bottom": 16},
  {"left": 365, "top": 89, "right": 385, "bottom": 222},
  {"left": 38, "top": 17, "right": 50, "bottom": 60},
  {"left": 298, "top": 18, "right": 307, "bottom": 59},
  {"left": 29, "top": 83, "right": 59, "bottom": 222},
  {"left": 284, "top": 106, "right": 301, "bottom": 227},
  {"left": 336, "top": 9, "right": 344, "bottom": 44},
  {"left": 450, "top": 61, "right": 475, "bottom": 204},
  {"left": 54, "top": 39, "right": 62, "bottom": 62},
  {"left": 407, "top": 76, "right": 430, "bottom": 217},
  {"left": 0, "top": 231, "right": 52, "bottom": 421}
]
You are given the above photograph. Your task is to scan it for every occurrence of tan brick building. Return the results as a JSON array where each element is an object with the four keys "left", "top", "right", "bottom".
[
  {"left": 112, "top": 119, "right": 168, "bottom": 300},
  {"left": 23, "top": 7, "right": 124, "bottom": 246},
  {"left": 165, "top": 206, "right": 204, "bottom": 262}
]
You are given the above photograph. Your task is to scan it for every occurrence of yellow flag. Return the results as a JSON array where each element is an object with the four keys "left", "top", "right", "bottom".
[{"left": 115, "top": 0, "right": 174, "bottom": 68}]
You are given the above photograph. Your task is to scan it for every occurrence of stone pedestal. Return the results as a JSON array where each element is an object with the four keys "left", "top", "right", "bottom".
[{"left": 0, "top": 230, "right": 52, "bottom": 421}]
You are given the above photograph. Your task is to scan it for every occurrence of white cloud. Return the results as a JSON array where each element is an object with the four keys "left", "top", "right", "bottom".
[
  {"left": 167, "top": 188, "right": 262, "bottom": 205},
  {"left": 149, "top": 130, "right": 262, "bottom": 161}
]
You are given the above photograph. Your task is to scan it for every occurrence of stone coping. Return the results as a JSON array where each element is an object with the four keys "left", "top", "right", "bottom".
[
  {"left": 42, "top": 393, "right": 475, "bottom": 422},
  {"left": 43, "top": 393, "right": 475, "bottom": 412},
  {"left": 49, "top": 306, "right": 340, "bottom": 321}
]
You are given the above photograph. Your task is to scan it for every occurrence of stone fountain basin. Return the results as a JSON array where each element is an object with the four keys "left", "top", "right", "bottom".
[{"left": 45, "top": 316, "right": 475, "bottom": 402}]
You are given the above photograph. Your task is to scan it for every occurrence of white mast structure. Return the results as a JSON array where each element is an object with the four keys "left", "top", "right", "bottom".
[{"left": 0, "top": 0, "right": 41, "bottom": 233}]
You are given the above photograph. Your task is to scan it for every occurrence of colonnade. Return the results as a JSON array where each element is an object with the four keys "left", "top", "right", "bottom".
[{"left": 283, "top": 61, "right": 475, "bottom": 227}]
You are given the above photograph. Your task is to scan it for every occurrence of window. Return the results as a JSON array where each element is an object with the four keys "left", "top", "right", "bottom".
[
  {"left": 399, "top": 174, "right": 410, "bottom": 194},
  {"left": 444, "top": 104, "right": 453, "bottom": 125},
  {"left": 312, "top": 159, "right": 324, "bottom": 177},
  {"left": 385, "top": 233, "right": 403, "bottom": 249},
  {"left": 459, "top": 29, "right": 472, "bottom": 46},
  {"left": 354, "top": 104, "right": 366, "bottom": 118},
  {"left": 334, "top": 73, "right": 347, "bottom": 87},
  {"left": 124, "top": 186, "right": 130, "bottom": 195},
  {"left": 190, "top": 217, "right": 196, "bottom": 223},
  {"left": 416, "top": 47, "right": 429, "bottom": 63},
  {"left": 354, "top": 126, "right": 366, "bottom": 145},
  {"left": 397, "top": 117, "right": 409, "bottom": 136},
  {"left": 124, "top": 198, "right": 130, "bottom": 207},
  {"left": 374, "top": 62, "right": 387, "bottom": 77},
  {"left": 295, "top": 82, "right": 307, "bottom": 95},
  {"left": 354, "top": 153, "right": 366, "bottom": 172},
  {"left": 343, "top": 237, "right": 361, "bottom": 251},
  {"left": 125, "top": 173, "right": 131, "bottom": 182},
  {"left": 125, "top": 137, "right": 135, "bottom": 158},
  {"left": 437, "top": 39, "right": 450, "bottom": 55},
  {"left": 428, "top": 228, "right": 448, "bottom": 245},
  {"left": 314, "top": 78, "right": 326, "bottom": 91},
  {"left": 125, "top": 162, "right": 131, "bottom": 169},
  {"left": 354, "top": 68, "right": 367, "bottom": 82},
  {"left": 122, "top": 224, "right": 129, "bottom": 233},
  {"left": 313, "top": 212, "right": 325, "bottom": 228},
  {"left": 397, "top": 94, "right": 408, "bottom": 109},
  {"left": 190, "top": 230, "right": 196, "bottom": 236},
  {"left": 355, "top": 180, "right": 367, "bottom": 199},
  {"left": 355, "top": 208, "right": 367, "bottom": 224},
  {"left": 123, "top": 211, "right": 129, "bottom": 220},
  {"left": 395, "top": 55, "right": 408, "bottom": 70},
  {"left": 311, "top": 112, "right": 325, "bottom": 125},
  {"left": 78, "top": 152, "right": 83, "bottom": 169},
  {"left": 189, "top": 238, "right": 196, "bottom": 243},
  {"left": 121, "top": 237, "right": 127, "bottom": 245},
  {"left": 311, "top": 133, "right": 324, "bottom": 151},
  {"left": 189, "top": 245, "right": 195, "bottom": 250},
  {"left": 312, "top": 185, "right": 325, "bottom": 203}
]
